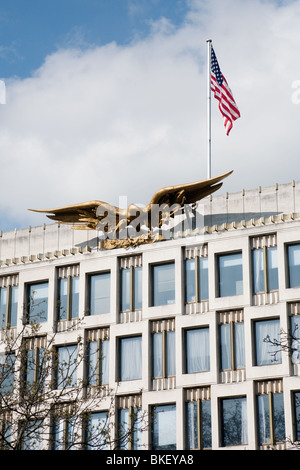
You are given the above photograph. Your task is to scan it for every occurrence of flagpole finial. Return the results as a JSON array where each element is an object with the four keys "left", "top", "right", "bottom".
[{"left": 206, "top": 39, "right": 212, "bottom": 43}]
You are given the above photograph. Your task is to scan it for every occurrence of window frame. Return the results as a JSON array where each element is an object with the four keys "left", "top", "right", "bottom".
[
  {"left": 219, "top": 317, "right": 245, "bottom": 371},
  {"left": 184, "top": 327, "right": 210, "bottom": 374},
  {"left": 256, "top": 389, "right": 285, "bottom": 446},
  {"left": 150, "top": 261, "right": 175, "bottom": 307},
  {"left": 252, "top": 245, "right": 279, "bottom": 294},
  {"left": 185, "top": 394, "right": 212, "bottom": 450},
  {"left": 118, "top": 335, "right": 142, "bottom": 382},
  {"left": 217, "top": 251, "right": 243, "bottom": 298},
  {"left": 253, "top": 317, "right": 282, "bottom": 366},
  {"left": 152, "top": 325, "right": 175, "bottom": 380},
  {"left": 25, "top": 281, "right": 49, "bottom": 324},
  {"left": 220, "top": 395, "right": 248, "bottom": 447},
  {"left": 57, "top": 275, "right": 80, "bottom": 322},
  {"left": 0, "top": 283, "right": 18, "bottom": 329},
  {"left": 185, "top": 256, "right": 209, "bottom": 304},
  {"left": 88, "top": 271, "right": 111, "bottom": 316},
  {"left": 287, "top": 243, "right": 300, "bottom": 288},
  {"left": 151, "top": 403, "right": 176, "bottom": 451},
  {"left": 120, "top": 265, "right": 142, "bottom": 312}
]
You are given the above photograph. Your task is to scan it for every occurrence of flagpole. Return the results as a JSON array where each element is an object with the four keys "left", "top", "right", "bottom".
[{"left": 206, "top": 39, "right": 212, "bottom": 180}]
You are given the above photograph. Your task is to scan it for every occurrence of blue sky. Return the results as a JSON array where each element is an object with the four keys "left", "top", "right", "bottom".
[
  {"left": 1, "top": 0, "right": 300, "bottom": 233},
  {"left": 0, "top": 0, "right": 188, "bottom": 78}
]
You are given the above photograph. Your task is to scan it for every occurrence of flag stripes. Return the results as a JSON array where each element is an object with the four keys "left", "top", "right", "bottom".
[{"left": 210, "top": 46, "right": 240, "bottom": 135}]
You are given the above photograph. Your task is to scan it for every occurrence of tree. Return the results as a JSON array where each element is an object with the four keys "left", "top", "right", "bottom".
[{"left": 0, "top": 296, "right": 146, "bottom": 450}]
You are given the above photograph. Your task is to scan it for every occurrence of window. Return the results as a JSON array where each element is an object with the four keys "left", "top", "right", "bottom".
[
  {"left": 218, "top": 252, "right": 243, "bottom": 297},
  {"left": 26, "top": 282, "right": 48, "bottom": 323},
  {"left": 185, "top": 328, "right": 210, "bottom": 373},
  {"left": 185, "top": 256, "right": 208, "bottom": 303},
  {"left": 152, "top": 404, "right": 176, "bottom": 450},
  {"left": 119, "top": 336, "right": 142, "bottom": 381},
  {"left": 293, "top": 391, "right": 300, "bottom": 441},
  {"left": 120, "top": 265, "right": 142, "bottom": 312},
  {"left": 290, "top": 315, "right": 300, "bottom": 364},
  {"left": 53, "top": 414, "right": 77, "bottom": 450},
  {"left": 0, "top": 281, "right": 18, "bottom": 329},
  {"left": 288, "top": 243, "right": 300, "bottom": 288},
  {"left": 57, "top": 266, "right": 80, "bottom": 321},
  {"left": 219, "top": 312, "right": 245, "bottom": 371},
  {"left": 0, "top": 353, "right": 15, "bottom": 396},
  {"left": 252, "top": 246, "right": 278, "bottom": 293},
  {"left": 23, "top": 336, "right": 46, "bottom": 392},
  {"left": 151, "top": 262, "right": 175, "bottom": 306},
  {"left": 257, "top": 382, "right": 285, "bottom": 445},
  {"left": 89, "top": 272, "right": 110, "bottom": 315},
  {"left": 86, "top": 329, "right": 110, "bottom": 386},
  {"left": 85, "top": 411, "right": 109, "bottom": 450},
  {"left": 118, "top": 396, "right": 143, "bottom": 450},
  {"left": 186, "top": 388, "right": 211, "bottom": 450},
  {"left": 254, "top": 318, "right": 281, "bottom": 366},
  {"left": 56, "top": 344, "right": 78, "bottom": 389},
  {"left": 152, "top": 320, "right": 175, "bottom": 379},
  {"left": 220, "top": 397, "right": 248, "bottom": 447},
  {"left": 22, "top": 419, "right": 44, "bottom": 450}
]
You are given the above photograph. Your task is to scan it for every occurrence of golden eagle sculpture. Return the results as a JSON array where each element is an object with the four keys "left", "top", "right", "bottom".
[{"left": 29, "top": 171, "right": 232, "bottom": 249}]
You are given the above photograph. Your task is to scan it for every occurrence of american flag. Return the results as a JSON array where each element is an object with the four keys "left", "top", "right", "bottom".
[{"left": 211, "top": 46, "right": 240, "bottom": 135}]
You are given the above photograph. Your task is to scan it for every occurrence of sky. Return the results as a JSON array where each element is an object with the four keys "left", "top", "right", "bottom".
[{"left": 0, "top": 0, "right": 300, "bottom": 232}]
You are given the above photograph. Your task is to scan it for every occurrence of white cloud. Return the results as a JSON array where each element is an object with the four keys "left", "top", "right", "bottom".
[{"left": 1, "top": 0, "right": 300, "bottom": 230}]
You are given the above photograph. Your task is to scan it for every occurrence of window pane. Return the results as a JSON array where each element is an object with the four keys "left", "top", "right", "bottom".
[
  {"left": 220, "top": 324, "right": 231, "bottom": 370},
  {"left": 0, "top": 353, "right": 15, "bottom": 395},
  {"left": 152, "top": 404, "right": 176, "bottom": 450},
  {"left": 166, "top": 331, "right": 175, "bottom": 376},
  {"left": 257, "top": 394, "right": 270, "bottom": 444},
  {"left": 186, "top": 400, "right": 211, "bottom": 449},
  {"left": 120, "top": 336, "right": 142, "bottom": 381},
  {"left": 218, "top": 253, "right": 243, "bottom": 297},
  {"left": 57, "top": 345, "right": 77, "bottom": 388},
  {"left": 186, "top": 401, "right": 198, "bottom": 449},
  {"left": 267, "top": 247, "right": 279, "bottom": 291},
  {"left": 134, "top": 267, "right": 142, "bottom": 309},
  {"left": 202, "top": 400, "right": 212, "bottom": 449},
  {"left": 119, "top": 408, "right": 129, "bottom": 449},
  {"left": 185, "top": 259, "right": 195, "bottom": 303},
  {"left": 87, "top": 341, "right": 98, "bottom": 386},
  {"left": 153, "top": 333, "right": 162, "bottom": 378},
  {"left": 221, "top": 397, "right": 247, "bottom": 446},
  {"left": 253, "top": 249, "right": 264, "bottom": 293},
  {"left": 199, "top": 257, "right": 209, "bottom": 301},
  {"left": 235, "top": 322, "right": 245, "bottom": 369},
  {"left": 119, "top": 408, "right": 142, "bottom": 450},
  {"left": 71, "top": 277, "right": 80, "bottom": 318},
  {"left": 101, "top": 339, "right": 110, "bottom": 384},
  {"left": 121, "top": 269, "right": 130, "bottom": 312},
  {"left": 152, "top": 263, "right": 175, "bottom": 306},
  {"left": 10, "top": 286, "right": 18, "bottom": 327},
  {"left": 58, "top": 278, "right": 68, "bottom": 321},
  {"left": 294, "top": 391, "right": 300, "bottom": 441},
  {"left": 0, "top": 288, "right": 7, "bottom": 329},
  {"left": 186, "top": 328, "right": 210, "bottom": 373},
  {"left": 255, "top": 319, "right": 281, "bottom": 366},
  {"left": 291, "top": 316, "right": 300, "bottom": 364},
  {"left": 28, "top": 282, "right": 48, "bottom": 323},
  {"left": 23, "top": 420, "right": 44, "bottom": 450},
  {"left": 90, "top": 273, "right": 110, "bottom": 315},
  {"left": 273, "top": 393, "right": 285, "bottom": 442},
  {"left": 288, "top": 244, "right": 300, "bottom": 288},
  {"left": 86, "top": 412, "right": 108, "bottom": 450}
]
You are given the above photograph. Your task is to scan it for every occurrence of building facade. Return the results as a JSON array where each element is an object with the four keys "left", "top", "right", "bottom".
[{"left": 1, "top": 180, "right": 300, "bottom": 450}]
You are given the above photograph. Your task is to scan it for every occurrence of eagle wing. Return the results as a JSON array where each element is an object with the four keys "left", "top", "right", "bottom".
[
  {"left": 29, "top": 200, "right": 120, "bottom": 230},
  {"left": 147, "top": 170, "right": 233, "bottom": 208}
]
